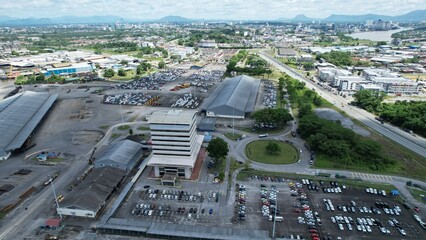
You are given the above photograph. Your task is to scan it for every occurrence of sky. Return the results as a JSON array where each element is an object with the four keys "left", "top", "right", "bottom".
[{"left": 0, "top": 0, "right": 425, "bottom": 20}]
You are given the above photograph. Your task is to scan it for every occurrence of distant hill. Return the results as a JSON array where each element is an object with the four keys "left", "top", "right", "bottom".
[
  {"left": 291, "top": 14, "right": 317, "bottom": 22},
  {"left": 323, "top": 10, "right": 426, "bottom": 22},
  {"left": 159, "top": 15, "right": 191, "bottom": 22},
  {"left": 278, "top": 10, "right": 426, "bottom": 23},
  {"left": 2, "top": 18, "right": 53, "bottom": 25},
  {"left": 53, "top": 15, "right": 124, "bottom": 24},
  {"left": 0, "top": 16, "right": 16, "bottom": 22}
]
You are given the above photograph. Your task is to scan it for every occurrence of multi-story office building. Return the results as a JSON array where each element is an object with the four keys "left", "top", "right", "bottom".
[{"left": 147, "top": 109, "right": 203, "bottom": 179}]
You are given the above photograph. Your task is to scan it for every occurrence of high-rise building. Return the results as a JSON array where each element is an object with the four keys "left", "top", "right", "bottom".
[{"left": 147, "top": 109, "right": 203, "bottom": 179}]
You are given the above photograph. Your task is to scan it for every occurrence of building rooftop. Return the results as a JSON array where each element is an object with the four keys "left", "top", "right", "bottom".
[
  {"left": 0, "top": 91, "right": 57, "bottom": 156},
  {"left": 148, "top": 109, "right": 196, "bottom": 125},
  {"left": 94, "top": 140, "right": 143, "bottom": 169},
  {"left": 59, "top": 167, "right": 126, "bottom": 212},
  {"left": 200, "top": 75, "right": 260, "bottom": 117}
]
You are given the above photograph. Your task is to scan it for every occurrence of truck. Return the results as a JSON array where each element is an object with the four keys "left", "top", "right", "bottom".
[{"left": 259, "top": 133, "right": 268, "bottom": 138}]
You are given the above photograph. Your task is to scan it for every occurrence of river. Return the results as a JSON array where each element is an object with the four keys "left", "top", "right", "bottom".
[{"left": 347, "top": 28, "right": 411, "bottom": 42}]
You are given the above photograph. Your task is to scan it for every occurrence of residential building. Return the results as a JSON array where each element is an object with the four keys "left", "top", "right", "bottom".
[{"left": 147, "top": 110, "right": 203, "bottom": 179}]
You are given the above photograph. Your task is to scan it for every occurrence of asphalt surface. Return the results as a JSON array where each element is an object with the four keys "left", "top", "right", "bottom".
[{"left": 259, "top": 50, "right": 426, "bottom": 157}]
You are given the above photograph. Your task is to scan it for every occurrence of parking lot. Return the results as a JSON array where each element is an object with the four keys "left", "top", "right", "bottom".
[{"left": 237, "top": 174, "right": 426, "bottom": 240}]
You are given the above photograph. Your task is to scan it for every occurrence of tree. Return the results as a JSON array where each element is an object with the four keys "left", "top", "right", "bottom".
[
  {"left": 35, "top": 73, "right": 45, "bottom": 82},
  {"left": 158, "top": 60, "right": 166, "bottom": 69},
  {"left": 206, "top": 137, "right": 229, "bottom": 161},
  {"left": 120, "top": 60, "right": 128, "bottom": 65},
  {"left": 251, "top": 108, "right": 293, "bottom": 129},
  {"left": 266, "top": 141, "right": 280, "bottom": 154},
  {"left": 117, "top": 69, "right": 126, "bottom": 77},
  {"left": 104, "top": 69, "right": 115, "bottom": 78}
]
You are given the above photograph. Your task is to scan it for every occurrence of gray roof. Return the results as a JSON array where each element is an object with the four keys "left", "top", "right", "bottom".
[
  {"left": 94, "top": 140, "right": 143, "bottom": 168},
  {"left": 98, "top": 219, "right": 270, "bottom": 240},
  {"left": 59, "top": 167, "right": 125, "bottom": 212},
  {"left": 0, "top": 91, "right": 57, "bottom": 154},
  {"left": 201, "top": 75, "right": 260, "bottom": 117},
  {"left": 198, "top": 118, "right": 216, "bottom": 131}
]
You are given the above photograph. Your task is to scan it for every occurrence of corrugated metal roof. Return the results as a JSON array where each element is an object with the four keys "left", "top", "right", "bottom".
[
  {"left": 0, "top": 91, "right": 58, "bottom": 154},
  {"left": 59, "top": 167, "right": 125, "bottom": 212},
  {"left": 94, "top": 140, "right": 143, "bottom": 169},
  {"left": 201, "top": 75, "right": 260, "bottom": 117}
]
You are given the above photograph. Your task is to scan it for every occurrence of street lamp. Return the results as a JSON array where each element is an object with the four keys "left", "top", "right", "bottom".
[{"left": 49, "top": 177, "right": 63, "bottom": 219}]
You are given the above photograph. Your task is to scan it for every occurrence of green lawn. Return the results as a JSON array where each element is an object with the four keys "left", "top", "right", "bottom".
[
  {"left": 245, "top": 140, "right": 298, "bottom": 164},
  {"left": 224, "top": 133, "right": 242, "bottom": 141},
  {"left": 137, "top": 126, "right": 150, "bottom": 131},
  {"left": 409, "top": 187, "right": 426, "bottom": 203},
  {"left": 110, "top": 133, "right": 121, "bottom": 139},
  {"left": 99, "top": 125, "right": 109, "bottom": 129},
  {"left": 117, "top": 125, "right": 130, "bottom": 131},
  {"left": 110, "top": 70, "right": 136, "bottom": 81}
]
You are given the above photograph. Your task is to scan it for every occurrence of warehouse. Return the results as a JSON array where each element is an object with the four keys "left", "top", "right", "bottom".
[
  {"left": 0, "top": 91, "right": 58, "bottom": 160},
  {"left": 44, "top": 63, "right": 93, "bottom": 76},
  {"left": 94, "top": 140, "right": 143, "bottom": 172},
  {"left": 56, "top": 167, "right": 126, "bottom": 218},
  {"left": 200, "top": 75, "right": 260, "bottom": 119}
]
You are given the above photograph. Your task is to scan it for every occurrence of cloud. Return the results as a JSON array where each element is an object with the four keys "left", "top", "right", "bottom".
[{"left": 0, "top": 0, "right": 425, "bottom": 19}]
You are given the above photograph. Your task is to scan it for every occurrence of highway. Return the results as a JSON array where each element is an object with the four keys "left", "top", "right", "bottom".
[{"left": 259, "top": 50, "right": 426, "bottom": 157}]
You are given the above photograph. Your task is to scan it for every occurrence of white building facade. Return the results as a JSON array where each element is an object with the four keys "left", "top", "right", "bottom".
[{"left": 147, "top": 110, "right": 203, "bottom": 179}]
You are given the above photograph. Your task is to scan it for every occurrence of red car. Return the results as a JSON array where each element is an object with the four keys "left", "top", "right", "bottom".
[
  {"left": 309, "top": 229, "right": 318, "bottom": 233},
  {"left": 293, "top": 209, "right": 302, "bottom": 213},
  {"left": 312, "top": 237, "right": 320, "bottom": 240},
  {"left": 311, "top": 233, "right": 319, "bottom": 238}
]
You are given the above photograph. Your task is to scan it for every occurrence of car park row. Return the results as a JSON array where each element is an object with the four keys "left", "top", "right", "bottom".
[
  {"left": 233, "top": 184, "right": 247, "bottom": 222},
  {"left": 289, "top": 180, "right": 323, "bottom": 240}
]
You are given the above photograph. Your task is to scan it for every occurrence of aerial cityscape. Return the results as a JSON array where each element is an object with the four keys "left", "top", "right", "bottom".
[{"left": 0, "top": 1, "right": 426, "bottom": 240}]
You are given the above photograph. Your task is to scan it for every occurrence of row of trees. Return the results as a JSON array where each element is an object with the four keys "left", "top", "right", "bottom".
[
  {"left": 226, "top": 51, "right": 272, "bottom": 76},
  {"left": 251, "top": 108, "right": 293, "bottom": 129},
  {"left": 15, "top": 73, "right": 67, "bottom": 85},
  {"left": 353, "top": 90, "right": 426, "bottom": 136}
]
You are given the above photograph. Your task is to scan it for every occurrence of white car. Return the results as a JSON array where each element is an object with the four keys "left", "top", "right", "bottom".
[
  {"left": 331, "top": 216, "right": 336, "bottom": 223},
  {"left": 398, "top": 228, "right": 407, "bottom": 236},
  {"left": 356, "top": 225, "right": 362, "bottom": 231},
  {"left": 338, "top": 223, "right": 344, "bottom": 230},
  {"left": 347, "top": 224, "right": 353, "bottom": 231}
]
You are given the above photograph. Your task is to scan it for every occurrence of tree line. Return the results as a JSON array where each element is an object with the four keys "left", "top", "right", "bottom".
[
  {"left": 285, "top": 76, "right": 395, "bottom": 171},
  {"left": 353, "top": 90, "right": 426, "bottom": 136}
]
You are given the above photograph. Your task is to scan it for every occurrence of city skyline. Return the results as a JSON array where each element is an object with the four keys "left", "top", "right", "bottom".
[{"left": 0, "top": 0, "right": 425, "bottom": 20}]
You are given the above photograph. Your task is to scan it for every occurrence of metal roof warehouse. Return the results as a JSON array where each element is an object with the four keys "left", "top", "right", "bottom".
[
  {"left": 0, "top": 91, "right": 58, "bottom": 160},
  {"left": 200, "top": 75, "right": 260, "bottom": 119}
]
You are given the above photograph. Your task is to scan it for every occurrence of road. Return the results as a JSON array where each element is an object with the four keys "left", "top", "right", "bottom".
[{"left": 259, "top": 50, "right": 426, "bottom": 157}]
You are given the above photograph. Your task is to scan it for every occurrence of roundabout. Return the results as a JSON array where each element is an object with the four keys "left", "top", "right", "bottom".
[{"left": 245, "top": 140, "right": 299, "bottom": 164}]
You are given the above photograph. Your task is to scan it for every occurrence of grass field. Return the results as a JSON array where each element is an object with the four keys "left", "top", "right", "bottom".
[
  {"left": 99, "top": 125, "right": 109, "bottom": 129},
  {"left": 137, "top": 126, "right": 150, "bottom": 131},
  {"left": 245, "top": 140, "right": 298, "bottom": 164},
  {"left": 110, "top": 70, "right": 136, "bottom": 81},
  {"left": 117, "top": 125, "right": 130, "bottom": 131},
  {"left": 409, "top": 187, "right": 426, "bottom": 203},
  {"left": 110, "top": 133, "right": 121, "bottom": 139},
  {"left": 224, "top": 133, "right": 242, "bottom": 141}
]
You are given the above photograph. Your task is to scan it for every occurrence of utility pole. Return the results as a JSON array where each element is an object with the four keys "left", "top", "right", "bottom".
[
  {"left": 232, "top": 107, "right": 235, "bottom": 136},
  {"left": 120, "top": 104, "right": 124, "bottom": 124},
  {"left": 50, "top": 177, "right": 63, "bottom": 219},
  {"left": 272, "top": 193, "right": 278, "bottom": 238}
]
